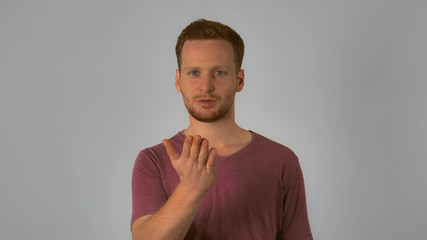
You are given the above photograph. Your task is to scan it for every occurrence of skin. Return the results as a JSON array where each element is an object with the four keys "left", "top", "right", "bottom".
[
  {"left": 131, "top": 39, "right": 252, "bottom": 240},
  {"left": 176, "top": 40, "right": 252, "bottom": 157}
]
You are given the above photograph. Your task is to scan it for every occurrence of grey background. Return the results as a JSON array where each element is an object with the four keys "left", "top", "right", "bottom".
[{"left": 1, "top": 0, "right": 426, "bottom": 239}]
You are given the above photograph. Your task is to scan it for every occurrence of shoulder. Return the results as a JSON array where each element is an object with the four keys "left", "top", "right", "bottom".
[
  {"left": 135, "top": 131, "right": 185, "bottom": 166},
  {"left": 251, "top": 132, "right": 305, "bottom": 183},
  {"left": 251, "top": 132, "right": 298, "bottom": 160},
  {"left": 137, "top": 143, "right": 166, "bottom": 161}
]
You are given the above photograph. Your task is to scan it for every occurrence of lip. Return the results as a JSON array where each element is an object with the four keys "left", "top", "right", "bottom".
[{"left": 197, "top": 99, "right": 217, "bottom": 108}]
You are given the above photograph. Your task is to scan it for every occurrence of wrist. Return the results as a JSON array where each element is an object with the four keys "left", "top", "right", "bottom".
[{"left": 173, "top": 182, "right": 205, "bottom": 205}]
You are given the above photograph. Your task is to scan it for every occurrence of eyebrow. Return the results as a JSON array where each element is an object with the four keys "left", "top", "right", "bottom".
[
  {"left": 211, "top": 65, "right": 228, "bottom": 71},
  {"left": 182, "top": 66, "right": 200, "bottom": 72},
  {"left": 182, "top": 65, "right": 228, "bottom": 72}
]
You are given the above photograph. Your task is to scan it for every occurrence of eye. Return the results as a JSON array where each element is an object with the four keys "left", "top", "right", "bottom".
[
  {"left": 188, "top": 71, "right": 200, "bottom": 77},
  {"left": 213, "top": 70, "right": 227, "bottom": 77}
]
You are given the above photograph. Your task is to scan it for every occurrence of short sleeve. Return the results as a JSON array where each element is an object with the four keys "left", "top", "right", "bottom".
[
  {"left": 281, "top": 152, "right": 313, "bottom": 240},
  {"left": 131, "top": 149, "right": 168, "bottom": 227}
]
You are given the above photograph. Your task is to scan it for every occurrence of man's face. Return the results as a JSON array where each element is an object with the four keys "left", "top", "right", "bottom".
[{"left": 175, "top": 39, "right": 244, "bottom": 123}]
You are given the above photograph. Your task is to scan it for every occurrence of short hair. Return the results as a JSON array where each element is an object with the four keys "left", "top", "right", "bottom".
[{"left": 175, "top": 19, "right": 245, "bottom": 72}]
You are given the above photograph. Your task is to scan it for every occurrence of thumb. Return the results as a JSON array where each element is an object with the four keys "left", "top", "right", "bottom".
[{"left": 162, "top": 139, "right": 179, "bottom": 161}]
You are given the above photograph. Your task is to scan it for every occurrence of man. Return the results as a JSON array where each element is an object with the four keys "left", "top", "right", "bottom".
[{"left": 131, "top": 19, "right": 313, "bottom": 240}]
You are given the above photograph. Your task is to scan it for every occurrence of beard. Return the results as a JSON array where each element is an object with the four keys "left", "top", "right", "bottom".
[{"left": 181, "top": 92, "right": 235, "bottom": 123}]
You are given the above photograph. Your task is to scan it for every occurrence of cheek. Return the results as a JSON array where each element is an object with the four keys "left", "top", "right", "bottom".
[
  {"left": 178, "top": 82, "right": 190, "bottom": 93},
  {"left": 177, "top": 79, "right": 191, "bottom": 92}
]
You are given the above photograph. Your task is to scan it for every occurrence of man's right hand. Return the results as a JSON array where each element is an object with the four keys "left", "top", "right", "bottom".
[
  {"left": 162, "top": 135, "right": 217, "bottom": 200},
  {"left": 132, "top": 136, "right": 218, "bottom": 240}
]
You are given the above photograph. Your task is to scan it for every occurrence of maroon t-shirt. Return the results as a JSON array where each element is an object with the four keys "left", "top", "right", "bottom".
[{"left": 131, "top": 131, "right": 313, "bottom": 240}]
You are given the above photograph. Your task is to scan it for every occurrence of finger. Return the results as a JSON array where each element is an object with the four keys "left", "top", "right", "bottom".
[
  {"left": 198, "top": 139, "right": 209, "bottom": 166},
  {"left": 162, "top": 139, "right": 179, "bottom": 161},
  {"left": 181, "top": 135, "right": 193, "bottom": 160},
  {"left": 189, "top": 135, "right": 202, "bottom": 162},
  {"left": 206, "top": 148, "right": 217, "bottom": 174}
]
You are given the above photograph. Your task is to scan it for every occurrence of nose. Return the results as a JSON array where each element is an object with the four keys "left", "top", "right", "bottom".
[{"left": 199, "top": 73, "right": 215, "bottom": 93}]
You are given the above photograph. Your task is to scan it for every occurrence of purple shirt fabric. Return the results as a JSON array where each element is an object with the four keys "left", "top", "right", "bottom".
[{"left": 131, "top": 131, "right": 313, "bottom": 240}]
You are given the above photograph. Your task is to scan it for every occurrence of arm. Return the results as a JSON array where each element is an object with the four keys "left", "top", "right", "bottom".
[
  {"left": 132, "top": 135, "right": 217, "bottom": 240},
  {"left": 280, "top": 155, "right": 313, "bottom": 240}
]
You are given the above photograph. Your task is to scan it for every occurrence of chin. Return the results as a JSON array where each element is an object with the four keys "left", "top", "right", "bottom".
[{"left": 190, "top": 109, "right": 231, "bottom": 123}]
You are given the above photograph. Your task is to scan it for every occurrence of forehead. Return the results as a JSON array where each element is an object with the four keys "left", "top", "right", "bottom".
[
  {"left": 181, "top": 39, "right": 234, "bottom": 66},
  {"left": 182, "top": 39, "right": 233, "bottom": 51}
]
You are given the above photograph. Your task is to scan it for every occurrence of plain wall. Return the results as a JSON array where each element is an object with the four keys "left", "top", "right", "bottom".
[{"left": 1, "top": 0, "right": 426, "bottom": 239}]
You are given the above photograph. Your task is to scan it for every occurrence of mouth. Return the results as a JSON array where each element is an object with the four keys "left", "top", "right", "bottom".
[{"left": 197, "top": 99, "right": 217, "bottom": 108}]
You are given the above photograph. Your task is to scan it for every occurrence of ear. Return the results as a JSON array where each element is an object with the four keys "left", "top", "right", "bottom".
[
  {"left": 175, "top": 69, "right": 182, "bottom": 92},
  {"left": 236, "top": 69, "right": 245, "bottom": 92}
]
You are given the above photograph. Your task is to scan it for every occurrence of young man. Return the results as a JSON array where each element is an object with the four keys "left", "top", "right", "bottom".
[{"left": 131, "top": 19, "right": 313, "bottom": 240}]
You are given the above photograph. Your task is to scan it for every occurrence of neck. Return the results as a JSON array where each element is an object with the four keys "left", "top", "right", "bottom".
[{"left": 183, "top": 108, "right": 249, "bottom": 150}]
